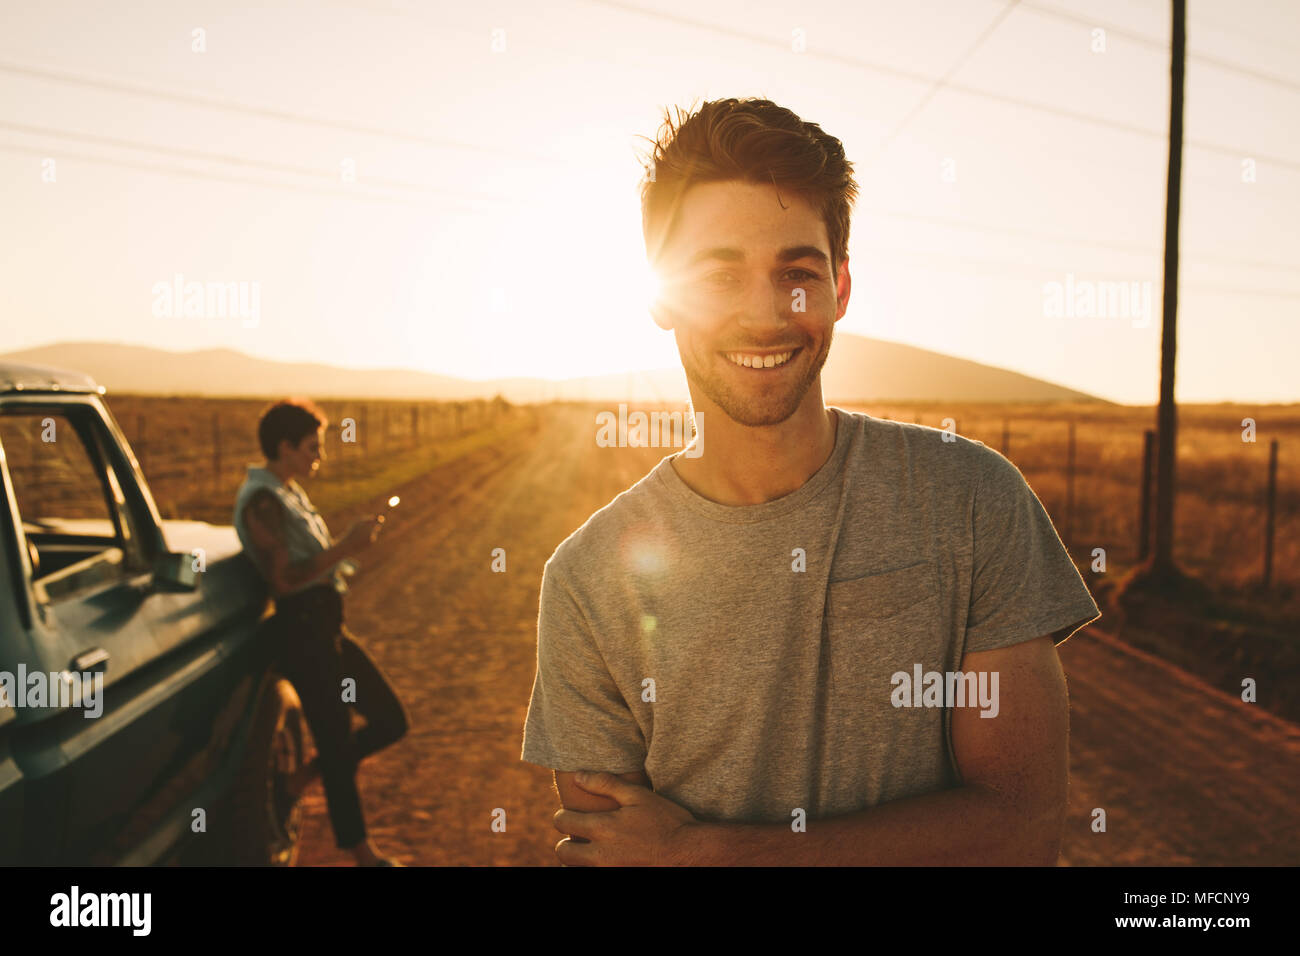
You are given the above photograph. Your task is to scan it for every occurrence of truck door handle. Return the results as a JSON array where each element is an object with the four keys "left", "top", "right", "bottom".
[{"left": 70, "top": 648, "right": 110, "bottom": 672}]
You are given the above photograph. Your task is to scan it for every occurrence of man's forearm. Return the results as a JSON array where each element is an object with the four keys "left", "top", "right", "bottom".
[{"left": 682, "top": 783, "right": 1062, "bottom": 866}]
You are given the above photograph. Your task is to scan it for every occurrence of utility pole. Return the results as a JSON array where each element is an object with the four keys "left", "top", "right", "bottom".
[{"left": 1151, "top": 0, "right": 1185, "bottom": 582}]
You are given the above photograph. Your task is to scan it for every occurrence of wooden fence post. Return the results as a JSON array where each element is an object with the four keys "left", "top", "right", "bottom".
[
  {"left": 212, "top": 412, "right": 222, "bottom": 492},
  {"left": 1001, "top": 419, "right": 1010, "bottom": 457},
  {"left": 343, "top": 408, "right": 350, "bottom": 485}
]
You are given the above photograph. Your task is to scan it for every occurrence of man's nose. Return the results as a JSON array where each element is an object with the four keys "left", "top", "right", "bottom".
[{"left": 734, "top": 277, "right": 792, "bottom": 335}]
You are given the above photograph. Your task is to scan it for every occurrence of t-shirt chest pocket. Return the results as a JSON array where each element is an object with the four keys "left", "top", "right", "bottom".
[{"left": 823, "top": 560, "right": 944, "bottom": 695}]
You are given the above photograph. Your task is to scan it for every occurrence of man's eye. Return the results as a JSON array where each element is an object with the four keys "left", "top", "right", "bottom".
[{"left": 700, "top": 270, "right": 818, "bottom": 285}]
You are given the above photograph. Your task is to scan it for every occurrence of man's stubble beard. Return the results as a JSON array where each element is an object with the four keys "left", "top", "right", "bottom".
[{"left": 679, "top": 320, "right": 835, "bottom": 428}]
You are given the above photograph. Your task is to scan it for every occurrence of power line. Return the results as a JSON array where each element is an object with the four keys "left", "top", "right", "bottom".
[
  {"left": 860, "top": 207, "right": 1298, "bottom": 274},
  {"left": 1180, "top": 282, "right": 1300, "bottom": 300},
  {"left": 577, "top": 0, "right": 1300, "bottom": 173},
  {"left": 9, "top": 113, "right": 1283, "bottom": 266},
  {"left": 5, "top": 158, "right": 1296, "bottom": 301},
  {"left": 869, "top": 0, "right": 1022, "bottom": 162},
  {"left": 6, "top": 122, "right": 1291, "bottom": 283},
  {"left": 1021, "top": 0, "right": 1300, "bottom": 94},
  {"left": 5, "top": 135, "right": 1291, "bottom": 289},
  {"left": 3, "top": 25, "right": 1292, "bottom": 294},
  {"left": 0, "top": 59, "right": 571, "bottom": 167},
  {"left": 1134, "top": 0, "right": 1300, "bottom": 61},
  {"left": 0, "top": 120, "right": 529, "bottom": 206},
  {"left": 9, "top": 121, "right": 1290, "bottom": 278},
  {"left": 854, "top": 241, "right": 1300, "bottom": 299},
  {"left": 0, "top": 140, "right": 489, "bottom": 212},
  {"left": 327, "top": 0, "right": 1300, "bottom": 96},
  {"left": 7, "top": 8, "right": 1294, "bottom": 176}
]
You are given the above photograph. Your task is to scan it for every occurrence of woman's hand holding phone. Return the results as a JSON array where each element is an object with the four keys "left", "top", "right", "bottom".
[{"left": 341, "top": 514, "right": 385, "bottom": 556}]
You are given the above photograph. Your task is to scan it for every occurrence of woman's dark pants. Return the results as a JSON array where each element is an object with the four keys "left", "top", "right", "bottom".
[{"left": 273, "top": 585, "right": 408, "bottom": 850}]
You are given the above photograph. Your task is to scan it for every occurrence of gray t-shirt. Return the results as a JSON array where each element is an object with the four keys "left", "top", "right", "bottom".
[{"left": 521, "top": 407, "right": 1101, "bottom": 824}]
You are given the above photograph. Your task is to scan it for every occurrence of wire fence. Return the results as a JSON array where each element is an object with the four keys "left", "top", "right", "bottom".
[
  {"left": 98, "top": 395, "right": 1296, "bottom": 605},
  {"left": 845, "top": 403, "right": 1298, "bottom": 604},
  {"left": 109, "top": 394, "right": 518, "bottom": 524}
]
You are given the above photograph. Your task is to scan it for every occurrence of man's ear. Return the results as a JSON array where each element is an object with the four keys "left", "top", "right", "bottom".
[{"left": 834, "top": 257, "right": 852, "bottom": 322}]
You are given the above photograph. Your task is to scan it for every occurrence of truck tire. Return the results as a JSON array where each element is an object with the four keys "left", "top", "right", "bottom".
[{"left": 227, "top": 676, "right": 306, "bottom": 866}]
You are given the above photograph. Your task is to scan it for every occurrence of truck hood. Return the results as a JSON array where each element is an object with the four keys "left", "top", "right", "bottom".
[{"left": 160, "top": 520, "right": 243, "bottom": 563}]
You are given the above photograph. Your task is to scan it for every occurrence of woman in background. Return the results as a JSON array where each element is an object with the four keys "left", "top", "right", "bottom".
[{"left": 234, "top": 398, "right": 408, "bottom": 867}]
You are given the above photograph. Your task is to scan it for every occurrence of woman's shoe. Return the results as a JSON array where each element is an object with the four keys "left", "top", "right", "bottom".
[{"left": 348, "top": 838, "right": 403, "bottom": 866}]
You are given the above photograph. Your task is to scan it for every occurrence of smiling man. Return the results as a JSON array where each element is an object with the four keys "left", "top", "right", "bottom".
[{"left": 520, "top": 98, "right": 1101, "bottom": 865}]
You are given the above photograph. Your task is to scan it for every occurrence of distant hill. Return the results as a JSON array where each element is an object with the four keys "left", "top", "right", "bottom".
[
  {"left": 820, "top": 335, "right": 1102, "bottom": 403},
  {"left": 0, "top": 342, "right": 472, "bottom": 399},
  {"left": 0, "top": 337, "right": 1104, "bottom": 404}
]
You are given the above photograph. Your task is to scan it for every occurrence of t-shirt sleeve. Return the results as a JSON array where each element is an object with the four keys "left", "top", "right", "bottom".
[
  {"left": 520, "top": 557, "right": 647, "bottom": 773},
  {"left": 964, "top": 448, "right": 1101, "bottom": 652}
]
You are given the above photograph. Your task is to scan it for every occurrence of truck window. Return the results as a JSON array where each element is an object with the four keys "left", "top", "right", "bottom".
[{"left": 0, "top": 409, "right": 142, "bottom": 601}]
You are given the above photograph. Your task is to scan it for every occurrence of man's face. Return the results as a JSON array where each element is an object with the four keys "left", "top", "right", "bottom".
[
  {"left": 651, "top": 180, "right": 851, "bottom": 427},
  {"left": 278, "top": 428, "right": 324, "bottom": 478}
]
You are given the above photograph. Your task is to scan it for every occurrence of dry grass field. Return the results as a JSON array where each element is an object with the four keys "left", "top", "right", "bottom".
[
  {"left": 843, "top": 401, "right": 1299, "bottom": 610},
  {"left": 91, "top": 394, "right": 1300, "bottom": 865},
  {"left": 109, "top": 394, "right": 1299, "bottom": 608}
]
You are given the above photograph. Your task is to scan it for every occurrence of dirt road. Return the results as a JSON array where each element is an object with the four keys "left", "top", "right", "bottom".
[{"left": 292, "top": 406, "right": 1300, "bottom": 866}]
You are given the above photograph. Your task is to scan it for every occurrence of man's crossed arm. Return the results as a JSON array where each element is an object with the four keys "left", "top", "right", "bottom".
[{"left": 552, "top": 634, "right": 1068, "bottom": 866}]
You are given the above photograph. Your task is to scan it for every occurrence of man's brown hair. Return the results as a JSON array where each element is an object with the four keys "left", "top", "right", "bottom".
[
  {"left": 638, "top": 97, "right": 859, "bottom": 277},
  {"left": 258, "top": 398, "right": 327, "bottom": 460}
]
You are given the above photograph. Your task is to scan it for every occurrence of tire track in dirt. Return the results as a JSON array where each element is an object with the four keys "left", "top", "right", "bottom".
[
  {"left": 1058, "top": 628, "right": 1300, "bottom": 866},
  {"left": 292, "top": 412, "right": 556, "bottom": 864},
  {"left": 290, "top": 404, "right": 1300, "bottom": 866},
  {"left": 293, "top": 406, "right": 667, "bottom": 864}
]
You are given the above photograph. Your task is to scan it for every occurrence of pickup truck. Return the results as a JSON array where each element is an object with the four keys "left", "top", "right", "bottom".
[{"left": 0, "top": 362, "right": 304, "bottom": 865}]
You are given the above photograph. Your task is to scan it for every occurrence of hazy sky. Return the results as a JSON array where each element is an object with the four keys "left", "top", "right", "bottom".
[{"left": 2, "top": 0, "right": 1296, "bottom": 403}]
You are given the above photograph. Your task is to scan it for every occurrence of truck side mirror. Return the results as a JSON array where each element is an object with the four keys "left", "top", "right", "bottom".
[{"left": 153, "top": 551, "right": 199, "bottom": 591}]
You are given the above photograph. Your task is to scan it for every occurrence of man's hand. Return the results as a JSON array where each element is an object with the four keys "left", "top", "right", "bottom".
[{"left": 553, "top": 771, "right": 699, "bottom": 866}]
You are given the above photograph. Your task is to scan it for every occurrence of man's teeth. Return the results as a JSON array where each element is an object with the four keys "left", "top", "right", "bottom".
[{"left": 725, "top": 350, "right": 795, "bottom": 368}]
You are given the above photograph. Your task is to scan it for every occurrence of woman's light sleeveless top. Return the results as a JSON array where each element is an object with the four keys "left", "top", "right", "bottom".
[{"left": 233, "top": 465, "right": 343, "bottom": 594}]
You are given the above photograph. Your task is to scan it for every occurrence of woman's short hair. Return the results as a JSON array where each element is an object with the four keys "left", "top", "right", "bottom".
[
  {"left": 638, "top": 97, "right": 859, "bottom": 278},
  {"left": 258, "top": 398, "right": 327, "bottom": 460}
]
